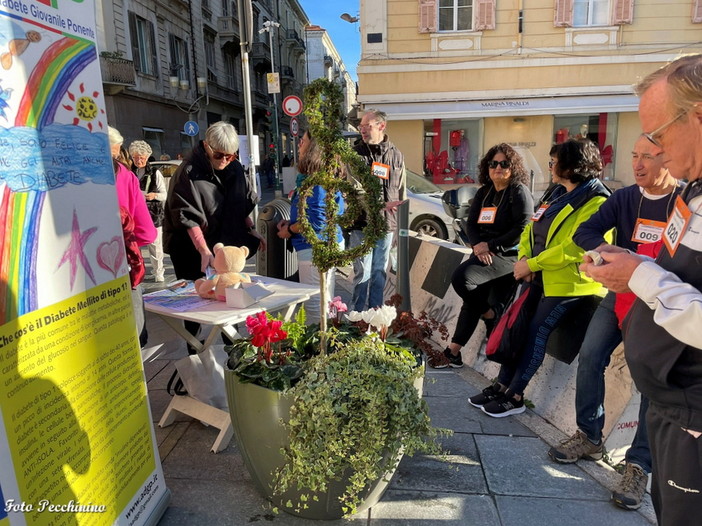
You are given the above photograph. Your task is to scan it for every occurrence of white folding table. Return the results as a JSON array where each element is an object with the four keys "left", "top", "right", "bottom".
[{"left": 144, "top": 276, "right": 318, "bottom": 453}]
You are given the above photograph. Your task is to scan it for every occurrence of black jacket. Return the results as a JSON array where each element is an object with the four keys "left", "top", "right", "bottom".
[{"left": 163, "top": 142, "right": 258, "bottom": 278}]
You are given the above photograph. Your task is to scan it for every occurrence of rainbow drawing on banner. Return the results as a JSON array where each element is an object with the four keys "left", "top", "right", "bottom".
[
  {"left": 15, "top": 37, "right": 96, "bottom": 129},
  {"left": 0, "top": 36, "right": 96, "bottom": 323}
]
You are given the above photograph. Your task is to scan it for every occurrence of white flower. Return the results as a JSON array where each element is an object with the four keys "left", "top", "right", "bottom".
[
  {"left": 345, "top": 311, "right": 364, "bottom": 322},
  {"left": 368, "top": 305, "right": 397, "bottom": 331}
]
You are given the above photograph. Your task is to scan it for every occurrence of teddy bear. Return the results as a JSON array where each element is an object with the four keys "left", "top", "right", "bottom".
[{"left": 194, "top": 243, "right": 251, "bottom": 301}]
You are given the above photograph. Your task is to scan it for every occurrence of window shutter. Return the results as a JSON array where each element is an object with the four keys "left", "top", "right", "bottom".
[
  {"left": 474, "top": 0, "right": 496, "bottom": 30},
  {"left": 554, "top": 0, "right": 573, "bottom": 27},
  {"left": 418, "top": 0, "right": 436, "bottom": 33},
  {"left": 128, "top": 12, "right": 141, "bottom": 72},
  {"left": 693, "top": 0, "right": 702, "bottom": 23},
  {"left": 612, "top": 0, "right": 634, "bottom": 24},
  {"left": 149, "top": 20, "right": 159, "bottom": 77}
]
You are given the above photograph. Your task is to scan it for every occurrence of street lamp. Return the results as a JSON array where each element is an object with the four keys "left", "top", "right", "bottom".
[
  {"left": 259, "top": 20, "right": 282, "bottom": 192},
  {"left": 169, "top": 69, "right": 209, "bottom": 148},
  {"left": 340, "top": 13, "right": 359, "bottom": 23}
]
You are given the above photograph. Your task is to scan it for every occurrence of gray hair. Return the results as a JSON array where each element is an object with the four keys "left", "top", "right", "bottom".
[
  {"left": 635, "top": 54, "right": 702, "bottom": 112},
  {"left": 362, "top": 108, "right": 387, "bottom": 125},
  {"left": 107, "top": 126, "right": 123, "bottom": 146},
  {"left": 128, "top": 140, "right": 152, "bottom": 157},
  {"left": 205, "top": 121, "right": 239, "bottom": 153}
]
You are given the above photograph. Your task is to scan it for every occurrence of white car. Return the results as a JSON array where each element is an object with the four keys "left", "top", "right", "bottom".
[{"left": 406, "top": 169, "right": 454, "bottom": 240}]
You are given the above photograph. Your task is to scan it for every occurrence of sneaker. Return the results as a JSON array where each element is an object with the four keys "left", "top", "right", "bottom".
[
  {"left": 428, "top": 349, "right": 450, "bottom": 369},
  {"left": 481, "top": 393, "right": 525, "bottom": 418},
  {"left": 154, "top": 275, "right": 165, "bottom": 283},
  {"left": 444, "top": 347, "right": 463, "bottom": 368},
  {"left": 612, "top": 463, "right": 648, "bottom": 510},
  {"left": 468, "top": 384, "right": 504, "bottom": 408},
  {"left": 548, "top": 430, "right": 604, "bottom": 464}
]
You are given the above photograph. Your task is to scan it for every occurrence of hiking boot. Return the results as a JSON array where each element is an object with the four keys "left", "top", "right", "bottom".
[
  {"left": 612, "top": 463, "right": 648, "bottom": 510},
  {"left": 468, "top": 383, "right": 504, "bottom": 408},
  {"left": 482, "top": 392, "right": 525, "bottom": 418},
  {"left": 548, "top": 430, "right": 604, "bottom": 464}
]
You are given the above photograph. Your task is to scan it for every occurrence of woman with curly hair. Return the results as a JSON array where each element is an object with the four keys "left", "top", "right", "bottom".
[
  {"left": 435, "top": 143, "right": 534, "bottom": 369},
  {"left": 471, "top": 138, "right": 612, "bottom": 417}
]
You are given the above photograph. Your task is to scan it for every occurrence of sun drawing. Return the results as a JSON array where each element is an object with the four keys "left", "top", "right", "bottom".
[{"left": 62, "top": 82, "right": 105, "bottom": 131}]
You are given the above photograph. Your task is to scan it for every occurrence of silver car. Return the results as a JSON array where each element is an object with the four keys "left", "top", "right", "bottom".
[{"left": 406, "top": 169, "right": 454, "bottom": 240}]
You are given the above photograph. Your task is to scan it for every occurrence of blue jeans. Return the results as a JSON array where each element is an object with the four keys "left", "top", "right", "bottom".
[
  {"left": 575, "top": 291, "right": 651, "bottom": 472},
  {"left": 350, "top": 230, "right": 394, "bottom": 311},
  {"left": 498, "top": 294, "right": 584, "bottom": 396}
]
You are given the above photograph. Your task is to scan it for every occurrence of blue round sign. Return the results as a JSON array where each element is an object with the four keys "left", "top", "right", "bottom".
[{"left": 184, "top": 121, "right": 199, "bottom": 137}]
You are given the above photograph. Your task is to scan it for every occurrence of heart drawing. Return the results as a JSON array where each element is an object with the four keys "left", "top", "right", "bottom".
[{"left": 96, "top": 237, "right": 126, "bottom": 278}]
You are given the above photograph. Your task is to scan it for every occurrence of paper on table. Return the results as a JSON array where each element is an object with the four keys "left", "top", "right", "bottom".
[{"left": 143, "top": 281, "right": 215, "bottom": 311}]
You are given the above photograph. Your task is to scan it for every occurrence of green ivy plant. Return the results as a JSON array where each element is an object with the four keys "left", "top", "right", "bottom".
[
  {"left": 295, "top": 78, "right": 386, "bottom": 337},
  {"left": 273, "top": 335, "right": 445, "bottom": 516}
]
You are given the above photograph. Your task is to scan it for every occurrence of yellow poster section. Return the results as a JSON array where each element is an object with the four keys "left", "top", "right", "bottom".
[{"left": 0, "top": 277, "right": 155, "bottom": 525}]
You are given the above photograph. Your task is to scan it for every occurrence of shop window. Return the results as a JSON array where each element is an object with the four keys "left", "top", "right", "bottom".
[
  {"left": 423, "top": 118, "right": 480, "bottom": 183},
  {"left": 553, "top": 113, "right": 618, "bottom": 180}
]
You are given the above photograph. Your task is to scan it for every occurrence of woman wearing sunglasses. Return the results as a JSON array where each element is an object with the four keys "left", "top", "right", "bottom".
[
  {"left": 164, "top": 121, "right": 264, "bottom": 345},
  {"left": 434, "top": 143, "right": 533, "bottom": 369},
  {"left": 471, "top": 139, "right": 612, "bottom": 417}
]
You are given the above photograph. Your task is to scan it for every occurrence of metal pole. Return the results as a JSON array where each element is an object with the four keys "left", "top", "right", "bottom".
[
  {"left": 238, "top": 0, "right": 258, "bottom": 220},
  {"left": 265, "top": 23, "right": 282, "bottom": 197},
  {"left": 396, "top": 199, "right": 411, "bottom": 312}
]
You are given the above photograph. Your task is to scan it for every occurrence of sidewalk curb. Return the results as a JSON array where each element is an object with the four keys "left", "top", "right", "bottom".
[{"left": 455, "top": 366, "right": 657, "bottom": 524}]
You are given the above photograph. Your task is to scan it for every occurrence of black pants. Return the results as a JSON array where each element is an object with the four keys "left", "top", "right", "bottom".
[
  {"left": 647, "top": 402, "right": 702, "bottom": 526},
  {"left": 450, "top": 253, "right": 516, "bottom": 346}
]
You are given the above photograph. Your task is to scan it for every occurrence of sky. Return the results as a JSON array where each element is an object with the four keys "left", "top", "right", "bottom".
[{"left": 298, "top": 0, "right": 361, "bottom": 82}]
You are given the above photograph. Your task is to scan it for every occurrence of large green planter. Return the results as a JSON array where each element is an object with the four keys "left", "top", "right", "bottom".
[{"left": 224, "top": 366, "right": 424, "bottom": 520}]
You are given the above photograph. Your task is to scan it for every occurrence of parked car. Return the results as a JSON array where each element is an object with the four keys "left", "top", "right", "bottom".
[
  {"left": 150, "top": 159, "right": 182, "bottom": 190},
  {"left": 406, "top": 169, "right": 455, "bottom": 240}
]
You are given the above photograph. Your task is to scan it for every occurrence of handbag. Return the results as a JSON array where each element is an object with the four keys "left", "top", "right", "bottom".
[
  {"left": 485, "top": 281, "right": 541, "bottom": 365},
  {"left": 545, "top": 295, "right": 602, "bottom": 364}
]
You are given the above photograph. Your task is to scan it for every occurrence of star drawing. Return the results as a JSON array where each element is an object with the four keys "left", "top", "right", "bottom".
[{"left": 57, "top": 208, "right": 98, "bottom": 289}]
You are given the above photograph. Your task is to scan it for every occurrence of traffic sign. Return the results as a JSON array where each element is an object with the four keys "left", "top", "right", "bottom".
[
  {"left": 282, "top": 95, "right": 303, "bottom": 117},
  {"left": 290, "top": 117, "right": 299, "bottom": 137},
  {"left": 184, "top": 121, "right": 199, "bottom": 137}
]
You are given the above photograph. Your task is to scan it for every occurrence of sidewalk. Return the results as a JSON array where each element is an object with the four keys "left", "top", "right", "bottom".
[{"left": 140, "top": 188, "right": 656, "bottom": 525}]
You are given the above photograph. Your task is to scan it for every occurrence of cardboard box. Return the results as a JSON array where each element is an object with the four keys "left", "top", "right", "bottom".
[{"left": 225, "top": 282, "right": 274, "bottom": 308}]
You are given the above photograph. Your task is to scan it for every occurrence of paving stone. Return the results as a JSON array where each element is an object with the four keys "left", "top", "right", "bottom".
[
  {"left": 369, "top": 490, "right": 500, "bottom": 525},
  {"left": 476, "top": 435, "right": 610, "bottom": 500},
  {"left": 391, "top": 433, "right": 487, "bottom": 494},
  {"left": 424, "top": 369, "right": 474, "bottom": 397},
  {"left": 161, "top": 478, "right": 366, "bottom": 525},
  {"left": 495, "top": 495, "right": 653, "bottom": 526}
]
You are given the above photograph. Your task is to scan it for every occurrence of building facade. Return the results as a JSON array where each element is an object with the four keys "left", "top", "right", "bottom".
[
  {"left": 305, "top": 25, "right": 358, "bottom": 131},
  {"left": 357, "top": 0, "right": 702, "bottom": 188},
  {"left": 97, "top": 0, "right": 309, "bottom": 162}
]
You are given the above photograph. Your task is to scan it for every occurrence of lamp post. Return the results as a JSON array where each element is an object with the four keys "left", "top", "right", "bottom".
[
  {"left": 259, "top": 20, "right": 282, "bottom": 194},
  {"left": 169, "top": 73, "right": 209, "bottom": 149}
]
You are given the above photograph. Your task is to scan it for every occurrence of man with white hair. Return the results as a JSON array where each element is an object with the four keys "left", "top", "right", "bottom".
[
  {"left": 582, "top": 54, "right": 702, "bottom": 525},
  {"left": 129, "top": 140, "right": 167, "bottom": 282}
]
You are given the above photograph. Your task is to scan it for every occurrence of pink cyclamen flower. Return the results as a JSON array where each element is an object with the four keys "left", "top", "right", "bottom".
[{"left": 329, "top": 296, "right": 348, "bottom": 316}]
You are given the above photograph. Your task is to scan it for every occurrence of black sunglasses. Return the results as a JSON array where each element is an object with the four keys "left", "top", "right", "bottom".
[{"left": 488, "top": 160, "right": 510, "bottom": 169}]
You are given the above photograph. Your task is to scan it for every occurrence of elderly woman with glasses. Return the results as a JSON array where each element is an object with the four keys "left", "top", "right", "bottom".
[
  {"left": 434, "top": 143, "right": 534, "bottom": 369},
  {"left": 164, "top": 121, "right": 264, "bottom": 343},
  {"left": 470, "top": 139, "right": 612, "bottom": 418}
]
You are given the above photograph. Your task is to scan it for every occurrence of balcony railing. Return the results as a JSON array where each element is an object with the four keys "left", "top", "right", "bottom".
[
  {"left": 286, "top": 29, "right": 305, "bottom": 51},
  {"left": 100, "top": 56, "right": 136, "bottom": 89},
  {"left": 251, "top": 41, "right": 270, "bottom": 62},
  {"left": 280, "top": 65, "right": 294, "bottom": 79},
  {"left": 218, "top": 16, "right": 239, "bottom": 39}
]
